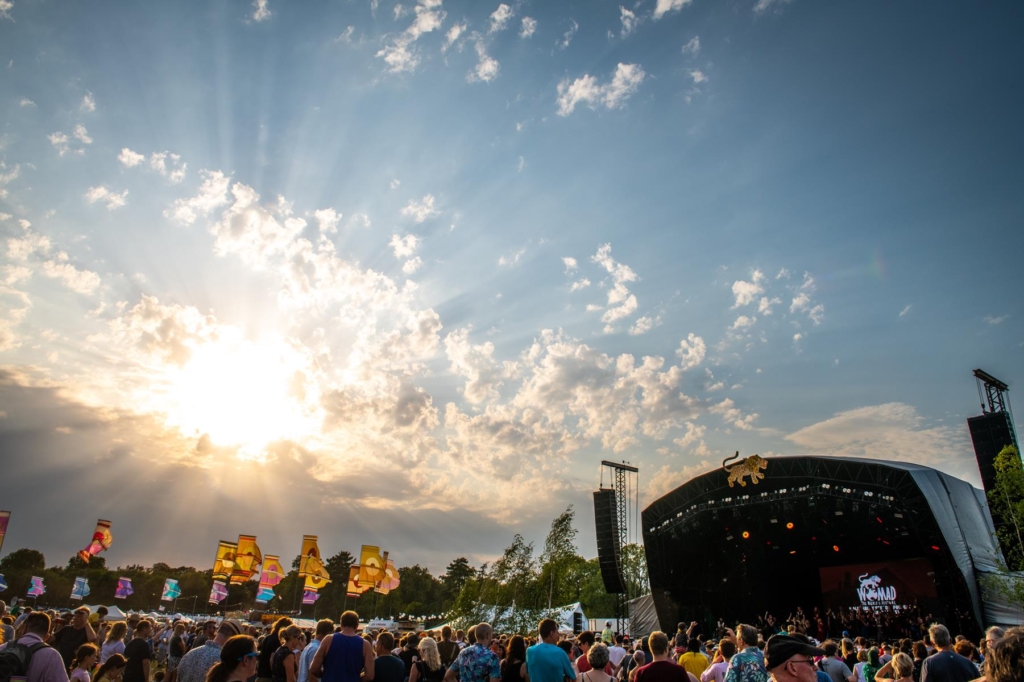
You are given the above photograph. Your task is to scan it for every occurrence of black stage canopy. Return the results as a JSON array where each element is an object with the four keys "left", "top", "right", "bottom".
[{"left": 641, "top": 456, "right": 1023, "bottom": 636}]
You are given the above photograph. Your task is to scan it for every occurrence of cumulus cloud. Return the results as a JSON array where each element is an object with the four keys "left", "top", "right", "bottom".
[
  {"left": 676, "top": 333, "right": 706, "bottom": 370},
  {"left": 562, "top": 257, "right": 578, "bottom": 273},
  {"left": 570, "top": 279, "right": 591, "bottom": 292},
  {"left": 6, "top": 225, "right": 100, "bottom": 295},
  {"left": 209, "top": 183, "right": 307, "bottom": 267},
  {"left": 789, "top": 272, "right": 825, "bottom": 325},
  {"left": 591, "top": 243, "right": 640, "bottom": 333},
  {"left": 0, "top": 1, "right": 12, "bottom": 21},
  {"left": 118, "top": 148, "right": 145, "bottom": 167},
  {"left": 619, "top": 6, "right": 638, "bottom": 37},
  {"left": 758, "top": 296, "right": 781, "bottom": 315},
  {"left": 80, "top": 93, "right": 96, "bottom": 112},
  {"left": 488, "top": 3, "right": 513, "bottom": 33},
  {"left": 443, "top": 21, "right": 467, "bottom": 51},
  {"left": 682, "top": 36, "right": 700, "bottom": 55},
  {"left": 49, "top": 125, "right": 93, "bottom": 156},
  {"left": 557, "top": 63, "right": 646, "bottom": 116},
  {"left": 149, "top": 152, "right": 187, "bottom": 183},
  {"left": 653, "top": 0, "right": 693, "bottom": 20},
  {"left": 252, "top": 0, "right": 271, "bottom": 21},
  {"left": 165, "top": 170, "right": 231, "bottom": 225},
  {"left": 314, "top": 208, "right": 342, "bottom": 235},
  {"left": 444, "top": 328, "right": 506, "bottom": 403},
  {"left": 674, "top": 421, "right": 706, "bottom": 450},
  {"left": 753, "top": 0, "right": 793, "bottom": 15},
  {"left": 468, "top": 39, "right": 499, "bottom": 83},
  {"left": 19, "top": 98, "right": 35, "bottom": 107},
  {"left": 690, "top": 69, "right": 707, "bottom": 84},
  {"left": 377, "top": 0, "right": 446, "bottom": 73},
  {"left": 731, "top": 269, "right": 765, "bottom": 308},
  {"left": 84, "top": 186, "right": 129, "bottom": 210},
  {"left": 709, "top": 397, "right": 758, "bottom": 430},
  {"left": 731, "top": 315, "right": 756, "bottom": 331},
  {"left": 390, "top": 233, "right": 420, "bottom": 259},
  {"left": 498, "top": 247, "right": 526, "bottom": 267},
  {"left": 519, "top": 16, "right": 536, "bottom": 38},
  {"left": 0, "top": 161, "right": 18, "bottom": 199},
  {"left": 401, "top": 194, "right": 440, "bottom": 222},
  {"left": 629, "top": 315, "right": 660, "bottom": 336}
]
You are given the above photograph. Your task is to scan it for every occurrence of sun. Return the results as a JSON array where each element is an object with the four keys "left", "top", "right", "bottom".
[{"left": 161, "top": 332, "right": 316, "bottom": 458}]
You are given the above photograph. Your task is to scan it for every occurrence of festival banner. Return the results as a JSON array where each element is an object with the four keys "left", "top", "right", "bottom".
[
  {"left": 297, "top": 535, "right": 321, "bottom": 577},
  {"left": 302, "top": 589, "right": 319, "bottom": 605},
  {"left": 304, "top": 572, "right": 330, "bottom": 592},
  {"left": 374, "top": 556, "right": 400, "bottom": 595},
  {"left": 77, "top": 519, "right": 113, "bottom": 563},
  {"left": 255, "top": 586, "right": 275, "bottom": 603},
  {"left": 209, "top": 580, "right": 228, "bottom": 604},
  {"left": 212, "top": 541, "right": 238, "bottom": 582},
  {"left": 27, "top": 576, "right": 44, "bottom": 598},
  {"left": 161, "top": 578, "right": 182, "bottom": 601},
  {"left": 0, "top": 511, "right": 10, "bottom": 555},
  {"left": 357, "top": 545, "right": 385, "bottom": 587},
  {"left": 346, "top": 566, "right": 370, "bottom": 598},
  {"left": 115, "top": 577, "right": 134, "bottom": 599},
  {"left": 0, "top": 574, "right": 7, "bottom": 592},
  {"left": 230, "top": 535, "right": 263, "bottom": 584},
  {"left": 70, "top": 577, "right": 90, "bottom": 601},
  {"left": 259, "top": 555, "right": 285, "bottom": 588}
]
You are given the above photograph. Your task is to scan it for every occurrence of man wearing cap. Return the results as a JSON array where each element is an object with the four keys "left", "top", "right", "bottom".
[
  {"left": 763, "top": 635, "right": 825, "bottom": 682},
  {"left": 177, "top": 619, "right": 246, "bottom": 682}
]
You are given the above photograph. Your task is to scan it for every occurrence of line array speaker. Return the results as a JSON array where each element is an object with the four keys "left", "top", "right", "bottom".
[{"left": 593, "top": 489, "right": 626, "bottom": 594}]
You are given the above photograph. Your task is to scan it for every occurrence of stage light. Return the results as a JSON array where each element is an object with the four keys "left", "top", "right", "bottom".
[
  {"left": 786, "top": 522, "right": 794, "bottom": 530},
  {"left": 770, "top": 518, "right": 778, "bottom": 524},
  {"left": 742, "top": 531, "right": 750, "bottom": 539},
  {"left": 725, "top": 535, "right": 734, "bottom": 541},
  {"left": 789, "top": 550, "right": 796, "bottom": 555},
  {"left": 833, "top": 545, "right": 840, "bottom": 552},
  {"left": 876, "top": 517, "right": 883, "bottom": 524},
  {"left": 931, "top": 545, "right": 941, "bottom": 551},
  {"left": 834, "top": 511, "right": 844, "bottom": 516}
]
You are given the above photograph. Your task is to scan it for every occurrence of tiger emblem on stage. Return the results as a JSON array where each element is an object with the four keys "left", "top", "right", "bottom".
[{"left": 722, "top": 451, "right": 769, "bottom": 487}]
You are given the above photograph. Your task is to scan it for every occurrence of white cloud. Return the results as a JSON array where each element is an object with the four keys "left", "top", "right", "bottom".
[
  {"left": 377, "top": 0, "right": 446, "bottom": 73},
  {"left": 753, "top": 0, "right": 793, "bottom": 15},
  {"left": 517, "top": 156, "right": 525, "bottom": 172},
  {"left": 149, "top": 151, "right": 187, "bottom": 183},
  {"left": 674, "top": 421, "right": 706, "bottom": 449},
  {"left": 591, "top": 243, "right": 640, "bottom": 333},
  {"left": 74, "top": 124, "right": 92, "bottom": 144},
  {"left": 985, "top": 315, "right": 1009, "bottom": 325},
  {"left": 468, "top": 40, "right": 500, "bottom": 83},
  {"left": 690, "top": 69, "right": 707, "bottom": 84},
  {"left": 556, "top": 63, "right": 646, "bottom": 116},
  {"left": 557, "top": 19, "right": 578, "bottom": 50},
  {"left": 19, "top": 98, "right": 35, "bottom": 107},
  {"left": 402, "top": 256, "right": 423, "bottom": 274},
  {"left": 0, "top": 1, "right": 12, "bottom": 21},
  {"left": 210, "top": 182, "right": 307, "bottom": 267},
  {"left": 629, "top": 315, "right": 660, "bottom": 336},
  {"left": 336, "top": 26, "right": 355, "bottom": 43},
  {"left": 445, "top": 328, "right": 505, "bottom": 403},
  {"left": 776, "top": 267, "right": 790, "bottom": 279},
  {"left": 570, "top": 279, "right": 591, "bottom": 292},
  {"left": 41, "top": 259, "right": 102, "bottom": 294},
  {"left": 899, "top": 305, "right": 912, "bottom": 318},
  {"left": 314, "top": 208, "right": 342, "bottom": 234},
  {"left": 709, "top": 397, "right": 758, "bottom": 430},
  {"left": 653, "top": 0, "right": 693, "bottom": 20},
  {"left": 498, "top": 247, "right": 526, "bottom": 267},
  {"left": 84, "top": 186, "right": 128, "bottom": 210},
  {"left": 562, "top": 257, "right": 578, "bottom": 273},
  {"left": 165, "top": 169, "right": 231, "bottom": 225},
  {"left": 758, "top": 296, "right": 781, "bottom": 315},
  {"left": 390, "top": 178, "right": 401, "bottom": 190},
  {"left": 443, "top": 21, "right": 467, "bottom": 51},
  {"left": 731, "top": 315, "right": 756, "bottom": 330},
  {"left": 676, "top": 333, "right": 706, "bottom": 370},
  {"left": 731, "top": 269, "right": 765, "bottom": 308},
  {"left": 488, "top": 3, "right": 513, "bottom": 33},
  {"left": 401, "top": 194, "right": 440, "bottom": 223},
  {"left": 619, "top": 6, "right": 638, "bottom": 37},
  {"left": 118, "top": 148, "right": 145, "bottom": 167},
  {"left": 49, "top": 126, "right": 92, "bottom": 156},
  {"left": 252, "top": 0, "right": 271, "bottom": 21},
  {"left": 80, "top": 93, "right": 96, "bottom": 112},
  {"left": 789, "top": 273, "right": 825, "bottom": 325},
  {"left": 390, "top": 233, "right": 420, "bottom": 259},
  {"left": 0, "top": 161, "right": 18, "bottom": 199},
  {"left": 681, "top": 36, "right": 700, "bottom": 55},
  {"left": 519, "top": 16, "right": 536, "bottom": 39}
]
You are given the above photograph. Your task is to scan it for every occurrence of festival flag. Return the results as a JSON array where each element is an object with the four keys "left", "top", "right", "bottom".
[
  {"left": 212, "top": 541, "right": 237, "bottom": 582},
  {"left": 297, "top": 535, "right": 321, "bottom": 577},
  {"left": 115, "top": 577, "right": 133, "bottom": 599},
  {"left": 357, "top": 545, "right": 385, "bottom": 587},
  {"left": 302, "top": 589, "right": 319, "bottom": 605},
  {"left": 255, "top": 586, "right": 275, "bottom": 603},
  {"left": 304, "top": 572, "right": 330, "bottom": 592},
  {"left": 77, "top": 519, "right": 113, "bottom": 563},
  {"left": 27, "top": 576, "right": 44, "bottom": 598},
  {"left": 70, "top": 577, "right": 90, "bottom": 601},
  {"left": 0, "top": 511, "right": 10, "bottom": 555},
  {"left": 230, "top": 535, "right": 263, "bottom": 584},
  {"left": 346, "top": 566, "right": 370, "bottom": 598},
  {"left": 259, "top": 555, "right": 285, "bottom": 587},
  {"left": 161, "top": 578, "right": 182, "bottom": 601},
  {"left": 374, "top": 556, "right": 400, "bottom": 595},
  {"left": 209, "top": 580, "right": 228, "bottom": 604},
  {"left": 0, "top": 574, "right": 7, "bottom": 592}
]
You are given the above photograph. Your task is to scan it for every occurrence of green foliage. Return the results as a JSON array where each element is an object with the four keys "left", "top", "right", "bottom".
[{"left": 987, "top": 444, "right": 1024, "bottom": 571}]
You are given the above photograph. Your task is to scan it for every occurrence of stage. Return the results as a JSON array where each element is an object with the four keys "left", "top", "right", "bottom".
[{"left": 641, "top": 456, "right": 1022, "bottom": 638}]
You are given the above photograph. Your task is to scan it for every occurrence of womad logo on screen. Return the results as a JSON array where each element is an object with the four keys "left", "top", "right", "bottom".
[{"left": 857, "top": 573, "right": 897, "bottom": 606}]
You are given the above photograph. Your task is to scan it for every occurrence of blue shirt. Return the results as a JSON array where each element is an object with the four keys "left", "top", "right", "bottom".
[
  {"left": 298, "top": 639, "right": 321, "bottom": 682},
  {"left": 451, "top": 643, "right": 502, "bottom": 682},
  {"left": 526, "top": 642, "right": 576, "bottom": 682},
  {"left": 724, "top": 647, "right": 768, "bottom": 682}
]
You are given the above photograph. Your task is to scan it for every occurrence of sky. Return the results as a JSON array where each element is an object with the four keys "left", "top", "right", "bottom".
[{"left": 0, "top": 0, "right": 1022, "bottom": 576}]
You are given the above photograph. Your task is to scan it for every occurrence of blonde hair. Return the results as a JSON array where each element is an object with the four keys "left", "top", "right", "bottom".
[
  {"left": 892, "top": 653, "right": 914, "bottom": 679},
  {"left": 106, "top": 622, "right": 128, "bottom": 644},
  {"left": 418, "top": 636, "right": 442, "bottom": 670}
]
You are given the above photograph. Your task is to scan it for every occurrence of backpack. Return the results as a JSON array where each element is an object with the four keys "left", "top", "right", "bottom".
[{"left": 0, "top": 640, "right": 49, "bottom": 682}]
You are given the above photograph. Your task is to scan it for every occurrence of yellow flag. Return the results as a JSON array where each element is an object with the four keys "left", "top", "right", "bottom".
[
  {"left": 231, "top": 535, "right": 262, "bottom": 584},
  {"left": 304, "top": 573, "right": 330, "bottom": 591},
  {"left": 347, "top": 566, "right": 371, "bottom": 597},
  {"left": 298, "top": 535, "right": 321, "bottom": 577},
  {"left": 213, "top": 541, "right": 237, "bottom": 582},
  {"left": 358, "top": 545, "right": 385, "bottom": 587}
]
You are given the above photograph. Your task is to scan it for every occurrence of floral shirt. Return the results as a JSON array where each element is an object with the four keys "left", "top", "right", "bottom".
[
  {"left": 724, "top": 647, "right": 768, "bottom": 682},
  {"left": 450, "top": 643, "right": 501, "bottom": 682}
]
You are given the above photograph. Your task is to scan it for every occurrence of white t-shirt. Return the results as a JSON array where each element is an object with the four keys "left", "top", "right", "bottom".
[
  {"left": 609, "top": 646, "right": 628, "bottom": 667},
  {"left": 700, "top": 661, "right": 730, "bottom": 682}
]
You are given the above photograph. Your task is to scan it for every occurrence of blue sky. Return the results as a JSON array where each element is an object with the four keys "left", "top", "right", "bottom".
[{"left": 0, "top": 0, "right": 1022, "bottom": 573}]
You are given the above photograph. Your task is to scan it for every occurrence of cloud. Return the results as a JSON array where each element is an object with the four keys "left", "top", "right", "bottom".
[
  {"left": 84, "top": 186, "right": 128, "bottom": 210},
  {"left": 731, "top": 269, "right": 765, "bottom": 308},
  {"left": 19, "top": 98, "right": 34, "bottom": 107},
  {"left": 758, "top": 296, "right": 781, "bottom": 315},
  {"left": 784, "top": 403, "right": 975, "bottom": 482},
  {"left": 731, "top": 315, "right": 756, "bottom": 331},
  {"left": 591, "top": 243, "right": 640, "bottom": 333},
  {"left": 390, "top": 233, "right": 420, "bottom": 259},
  {"left": 562, "top": 257, "right": 578, "bottom": 274},
  {"left": 690, "top": 69, "right": 707, "bottom": 84},
  {"left": 402, "top": 257, "right": 423, "bottom": 274},
  {"left": 674, "top": 421, "right": 707, "bottom": 450},
  {"left": 498, "top": 247, "right": 526, "bottom": 267},
  {"left": 0, "top": 161, "right": 18, "bottom": 199},
  {"left": 377, "top": 0, "right": 446, "bottom": 73},
  {"left": 984, "top": 315, "right": 1009, "bottom": 325},
  {"left": 390, "top": 179, "right": 401, "bottom": 190},
  {"left": 557, "top": 19, "right": 578, "bottom": 50},
  {"left": 681, "top": 36, "right": 700, "bottom": 55},
  {"left": 209, "top": 182, "right": 307, "bottom": 267},
  {"left": 468, "top": 39, "right": 499, "bottom": 83},
  {"left": 709, "top": 397, "right": 758, "bottom": 430},
  {"left": 789, "top": 273, "right": 825, "bottom": 325},
  {"left": 314, "top": 208, "right": 342, "bottom": 235},
  {"left": 252, "top": 0, "right": 271, "bottom": 21},
  {"left": 676, "top": 333, "right": 706, "bottom": 370},
  {"left": 0, "top": 1, "right": 12, "bottom": 21},
  {"left": 49, "top": 126, "right": 93, "bottom": 156},
  {"left": 80, "top": 93, "right": 96, "bottom": 113},
  {"left": 753, "top": 0, "right": 794, "bottom": 15},
  {"left": 517, "top": 156, "right": 525, "bottom": 172},
  {"left": 149, "top": 152, "right": 187, "bottom": 183},
  {"left": 118, "top": 148, "right": 146, "bottom": 167},
  {"left": 74, "top": 124, "right": 92, "bottom": 144},
  {"left": 444, "top": 328, "right": 506, "bottom": 403},
  {"left": 899, "top": 305, "right": 912, "bottom": 318},
  {"left": 6, "top": 225, "right": 100, "bottom": 295},
  {"left": 401, "top": 194, "right": 440, "bottom": 223},
  {"left": 165, "top": 170, "right": 231, "bottom": 225},
  {"left": 443, "top": 21, "right": 467, "bottom": 51},
  {"left": 653, "top": 0, "right": 693, "bottom": 20},
  {"left": 488, "top": 3, "right": 513, "bottom": 33},
  {"left": 570, "top": 279, "right": 591, "bottom": 292},
  {"left": 629, "top": 316, "right": 660, "bottom": 336},
  {"left": 519, "top": 16, "right": 536, "bottom": 38},
  {"left": 336, "top": 26, "right": 355, "bottom": 43},
  {"left": 619, "top": 6, "right": 638, "bottom": 37},
  {"left": 556, "top": 63, "right": 646, "bottom": 116}
]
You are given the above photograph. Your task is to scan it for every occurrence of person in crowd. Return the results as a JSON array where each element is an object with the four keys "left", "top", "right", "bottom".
[
  {"left": 602, "top": 625, "right": 615, "bottom": 647},
  {"left": 457, "top": 631, "right": 467, "bottom": 650},
  {"left": 725, "top": 625, "right": 768, "bottom": 682},
  {"left": 101, "top": 622, "right": 128, "bottom": 665},
  {"left": 950, "top": 641, "right": 977, "bottom": 666},
  {"left": 167, "top": 622, "right": 188, "bottom": 682},
  {"left": 817, "top": 642, "right": 854, "bottom": 682},
  {"left": 410, "top": 635, "right": 447, "bottom": 682},
  {"left": 525, "top": 619, "right": 576, "bottom": 682},
  {"left": 204, "top": 634, "right": 258, "bottom": 682},
  {"left": 51, "top": 606, "right": 99, "bottom": 670},
  {"left": 608, "top": 636, "right": 628, "bottom": 676},
  {"left": 177, "top": 620, "right": 246, "bottom": 682},
  {"left": 851, "top": 651, "right": 867, "bottom": 682},
  {"left": 919, "top": 625, "right": 977, "bottom": 682},
  {"left": 0, "top": 601, "right": 16, "bottom": 643},
  {"left": 628, "top": 651, "right": 647, "bottom": 682},
  {"left": 445, "top": 623, "right": 501, "bottom": 682},
  {"left": 873, "top": 653, "right": 913, "bottom": 682},
  {"left": 578, "top": 632, "right": 609, "bottom": 675},
  {"left": 439, "top": 627, "right": 461, "bottom": 668},
  {"left": 493, "top": 640, "right": 509, "bottom": 664},
  {"left": 499, "top": 634, "right": 528, "bottom": 682},
  {"left": 89, "top": 607, "right": 109, "bottom": 629},
  {"left": 70, "top": 643, "right": 99, "bottom": 682},
  {"left": 258, "top": 618, "right": 295, "bottom": 682},
  {"left": 122, "top": 618, "right": 153, "bottom": 682},
  {"left": 701, "top": 640, "right": 736, "bottom": 682},
  {"left": 373, "top": 631, "right": 406, "bottom": 682},
  {"left": 298, "top": 620, "right": 334, "bottom": 682},
  {"left": 983, "top": 626, "right": 1004, "bottom": 659},
  {"left": 271, "top": 625, "right": 304, "bottom": 682},
  {"left": 310, "top": 611, "right": 376, "bottom": 682},
  {"left": 399, "top": 635, "right": 420, "bottom": 679},
  {"left": 861, "top": 649, "right": 881, "bottom": 682},
  {"left": 840, "top": 643, "right": 857, "bottom": 674},
  {"left": 679, "top": 639, "right": 710, "bottom": 679},
  {"left": 581, "top": 644, "right": 615, "bottom": 682},
  {"left": 0, "top": 611, "right": 70, "bottom": 682},
  {"left": 95, "top": 653, "right": 128, "bottom": 682},
  {"left": 763, "top": 634, "right": 825, "bottom": 682},
  {"left": 194, "top": 622, "right": 218, "bottom": 650},
  {"left": 633, "top": 631, "right": 694, "bottom": 682},
  {"left": 983, "top": 626, "right": 1023, "bottom": 682}
]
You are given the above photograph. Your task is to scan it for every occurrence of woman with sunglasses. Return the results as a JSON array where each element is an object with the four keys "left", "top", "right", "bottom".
[{"left": 206, "top": 635, "right": 258, "bottom": 682}]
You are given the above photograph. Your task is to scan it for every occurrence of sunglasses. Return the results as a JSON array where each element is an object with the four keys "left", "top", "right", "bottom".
[{"left": 239, "top": 652, "right": 259, "bottom": 662}]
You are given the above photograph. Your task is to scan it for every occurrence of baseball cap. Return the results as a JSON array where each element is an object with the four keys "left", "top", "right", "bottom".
[
  {"left": 219, "top": 619, "right": 246, "bottom": 636},
  {"left": 764, "top": 634, "right": 825, "bottom": 670}
]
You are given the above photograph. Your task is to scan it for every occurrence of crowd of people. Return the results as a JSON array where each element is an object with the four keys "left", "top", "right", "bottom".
[
  {"left": 0, "top": 603, "right": 1020, "bottom": 682},
  {"left": 728, "top": 606, "right": 968, "bottom": 645}
]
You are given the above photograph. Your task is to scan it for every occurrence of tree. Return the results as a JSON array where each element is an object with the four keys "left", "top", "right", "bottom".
[
  {"left": 66, "top": 555, "right": 106, "bottom": 571},
  {"left": 538, "top": 506, "right": 583, "bottom": 608},
  {"left": 0, "top": 548, "right": 46, "bottom": 574},
  {"left": 988, "top": 444, "right": 1024, "bottom": 571},
  {"left": 442, "top": 557, "right": 475, "bottom": 602},
  {"left": 620, "top": 544, "right": 650, "bottom": 599}
]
